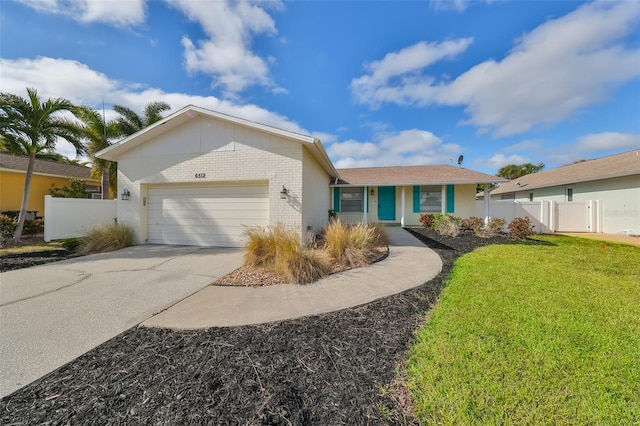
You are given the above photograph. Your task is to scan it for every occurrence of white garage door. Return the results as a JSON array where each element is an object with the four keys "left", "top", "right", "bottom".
[{"left": 147, "top": 183, "right": 269, "bottom": 247}]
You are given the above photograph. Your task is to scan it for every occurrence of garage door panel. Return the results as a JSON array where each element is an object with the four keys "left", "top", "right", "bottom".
[{"left": 147, "top": 184, "right": 269, "bottom": 247}]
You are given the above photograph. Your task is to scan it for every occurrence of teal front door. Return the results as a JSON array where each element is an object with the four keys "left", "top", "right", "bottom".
[{"left": 377, "top": 186, "right": 396, "bottom": 220}]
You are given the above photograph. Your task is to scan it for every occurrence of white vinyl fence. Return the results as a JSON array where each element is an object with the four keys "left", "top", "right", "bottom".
[
  {"left": 44, "top": 195, "right": 117, "bottom": 241},
  {"left": 476, "top": 200, "right": 601, "bottom": 233}
]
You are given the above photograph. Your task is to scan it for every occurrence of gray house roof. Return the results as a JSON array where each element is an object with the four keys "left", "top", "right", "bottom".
[
  {"left": 0, "top": 153, "right": 95, "bottom": 180},
  {"left": 334, "top": 165, "right": 506, "bottom": 186},
  {"left": 492, "top": 149, "right": 640, "bottom": 195}
]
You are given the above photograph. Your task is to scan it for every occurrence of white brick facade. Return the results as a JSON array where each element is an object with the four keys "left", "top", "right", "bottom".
[{"left": 99, "top": 108, "right": 336, "bottom": 246}]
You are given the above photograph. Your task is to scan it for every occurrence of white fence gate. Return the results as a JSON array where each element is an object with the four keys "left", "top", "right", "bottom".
[
  {"left": 554, "top": 201, "right": 591, "bottom": 232},
  {"left": 44, "top": 195, "right": 117, "bottom": 241},
  {"left": 476, "top": 200, "right": 600, "bottom": 233}
]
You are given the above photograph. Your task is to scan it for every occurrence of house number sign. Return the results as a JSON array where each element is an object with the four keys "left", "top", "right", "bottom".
[{"left": 195, "top": 173, "right": 206, "bottom": 178}]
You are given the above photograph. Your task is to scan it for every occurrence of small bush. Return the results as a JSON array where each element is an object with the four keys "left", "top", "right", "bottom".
[
  {"left": 59, "top": 238, "right": 81, "bottom": 252},
  {"left": 77, "top": 222, "right": 134, "bottom": 254},
  {"left": 477, "top": 217, "right": 506, "bottom": 237},
  {"left": 0, "top": 214, "right": 17, "bottom": 239},
  {"left": 508, "top": 216, "right": 535, "bottom": 239},
  {"left": 434, "top": 215, "right": 462, "bottom": 237},
  {"left": 419, "top": 214, "right": 435, "bottom": 228},
  {"left": 23, "top": 218, "right": 44, "bottom": 235},
  {"left": 461, "top": 216, "right": 484, "bottom": 232}
]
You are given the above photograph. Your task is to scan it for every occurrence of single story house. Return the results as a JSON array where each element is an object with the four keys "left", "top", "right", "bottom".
[
  {"left": 491, "top": 150, "right": 640, "bottom": 234},
  {"left": 332, "top": 166, "right": 504, "bottom": 227},
  {"left": 0, "top": 153, "right": 100, "bottom": 219},
  {"left": 96, "top": 105, "right": 504, "bottom": 247}
]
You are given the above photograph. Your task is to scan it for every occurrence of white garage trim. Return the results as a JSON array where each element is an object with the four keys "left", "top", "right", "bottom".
[{"left": 147, "top": 182, "right": 269, "bottom": 247}]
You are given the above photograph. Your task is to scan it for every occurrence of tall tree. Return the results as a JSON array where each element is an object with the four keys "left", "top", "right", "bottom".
[
  {"left": 74, "top": 106, "right": 120, "bottom": 199},
  {"left": 113, "top": 101, "right": 170, "bottom": 136},
  {"left": 0, "top": 87, "right": 84, "bottom": 240},
  {"left": 496, "top": 163, "right": 545, "bottom": 180}
]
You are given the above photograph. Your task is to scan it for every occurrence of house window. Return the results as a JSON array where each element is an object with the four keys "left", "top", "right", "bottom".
[
  {"left": 529, "top": 192, "right": 534, "bottom": 202},
  {"left": 420, "top": 186, "right": 442, "bottom": 213},
  {"left": 566, "top": 187, "right": 573, "bottom": 202},
  {"left": 341, "top": 187, "right": 363, "bottom": 212},
  {"left": 501, "top": 193, "right": 515, "bottom": 200}
]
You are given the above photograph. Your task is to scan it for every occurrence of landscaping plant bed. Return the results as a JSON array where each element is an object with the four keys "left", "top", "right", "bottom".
[
  {"left": 0, "top": 228, "right": 508, "bottom": 425},
  {"left": 0, "top": 248, "right": 79, "bottom": 272}
]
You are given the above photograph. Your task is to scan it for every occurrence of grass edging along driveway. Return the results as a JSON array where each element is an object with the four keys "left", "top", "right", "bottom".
[{"left": 407, "top": 235, "right": 640, "bottom": 424}]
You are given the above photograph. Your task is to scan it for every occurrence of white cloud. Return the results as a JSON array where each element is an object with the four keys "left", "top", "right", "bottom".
[
  {"left": 352, "top": 1, "right": 640, "bottom": 136},
  {"left": 0, "top": 56, "right": 309, "bottom": 156},
  {"left": 575, "top": 132, "right": 640, "bottom": 152},
  {"left": 475, "top": 153, "right": 531, "bottom": 171},
  {"left": 328, "top": 129, "right": 463, "bottom": 168},
  {"left": 166, "top": 0, "right": 284, "bottom": 96},
  {"left": 20, "top": 0, "right": 147, "bottom": 26},
  {"left": 351, "top": 39, "right": 472, "bottom": 108}
]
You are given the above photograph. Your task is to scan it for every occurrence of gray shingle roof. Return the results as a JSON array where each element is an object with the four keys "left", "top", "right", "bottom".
[
  {"left": 492, "top": 149, "right": 640, "bottom": 195},
  {"left": 0, "top": 153, "right": 95, "bottom": 180},
  {"left": 334, "top": 165, "right": 506, "bottom": 186}
]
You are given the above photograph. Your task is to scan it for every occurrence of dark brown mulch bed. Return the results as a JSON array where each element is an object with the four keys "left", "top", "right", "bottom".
[
  {"left": 0, "top": 228, "right": 508, "bottom": 425},
  {"left": 0, "top": 249, "right": 79, "bottom": 272}
]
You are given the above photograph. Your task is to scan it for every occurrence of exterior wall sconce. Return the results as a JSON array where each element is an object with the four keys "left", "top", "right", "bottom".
[
  {"left": 121, "top": 189, "right": 131, "bottom": 201},
  {"left": 280, "top": 185, "right": 288, "bottom": 199},
  {"left": 370, "top": 188, "right": 375, "bottom": 196}
]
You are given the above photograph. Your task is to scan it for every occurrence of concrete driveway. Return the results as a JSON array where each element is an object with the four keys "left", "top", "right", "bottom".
[{"left": 0, "top": 245, "right": 242, "bottom": 398}]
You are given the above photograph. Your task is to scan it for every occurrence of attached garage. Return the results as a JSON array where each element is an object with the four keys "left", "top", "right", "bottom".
[{"left": 147, "top": 182, "right": 269, "bottom": 247}]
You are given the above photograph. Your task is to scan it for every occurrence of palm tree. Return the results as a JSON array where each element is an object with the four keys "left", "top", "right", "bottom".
[
  {"left": 113, "top": 101, "right": 171, "bottom": 136},
  {"left": 74, "top": 106, "right": 120, "bottom": 199},
  {"left": 0, "top": 87, "right": 84, "bottom": 241}
]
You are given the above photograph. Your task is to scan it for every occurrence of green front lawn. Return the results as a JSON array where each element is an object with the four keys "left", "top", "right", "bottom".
[{"left": 408, "top": 235, "right": 640, "bottom": 424}]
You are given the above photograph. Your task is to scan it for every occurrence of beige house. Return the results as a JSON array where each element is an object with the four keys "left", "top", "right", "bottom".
[
  {"left": 97, "top": 105, "right": 503, "bottom": 247},
  {"left": 491, "top": 150, "right": 640, "bottom": 234},
  {"left": 333, "top": 166, "right": 503, "bottom": 227}
]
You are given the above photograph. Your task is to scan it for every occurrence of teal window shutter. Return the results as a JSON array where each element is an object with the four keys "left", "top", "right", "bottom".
[
  {"left": 333, "top": 187, "right": 340, "bottom": 213},
  {"left": 364, "top": 187, "right": 368, "bottom": 213},
  {"left": 413, "top": 185, "right": 420, "bottom": 213},
  {"left": 446, "top": 185, "right": 455, "bottom": 213}
]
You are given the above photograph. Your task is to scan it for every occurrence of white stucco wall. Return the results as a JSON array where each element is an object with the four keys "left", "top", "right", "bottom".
[{"left": 114, "top": 116, "right": 311, "bottom": 244}]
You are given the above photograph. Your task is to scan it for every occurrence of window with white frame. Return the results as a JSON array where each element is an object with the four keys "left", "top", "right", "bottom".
[
  {"left": 420, "top": 186, "right": 442, "bottom": 212},
  {"left": 341, "top": 187, "right": 363, "bottom": 212},
  {"left": 501, "top": 193, "right": 515, "bottom": 200}
]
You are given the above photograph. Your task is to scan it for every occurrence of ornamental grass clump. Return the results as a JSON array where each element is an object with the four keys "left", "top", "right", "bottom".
[
  {"left": 324, "top": 219, "right": 386, "bottom": 268},
  {"left": 77, "top": 222, "right": 134, "bottom": 255},
  {"left": 244, "top": 224, "right": 330, "bottom": 284}
]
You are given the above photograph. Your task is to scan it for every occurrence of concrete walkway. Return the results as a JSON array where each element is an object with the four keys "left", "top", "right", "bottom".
[
  {"left": 143, "top": 227, "right": 442, "bottom": 329},
  {"left": 0, "top": 245, "right": 243, "bottom": 398}
]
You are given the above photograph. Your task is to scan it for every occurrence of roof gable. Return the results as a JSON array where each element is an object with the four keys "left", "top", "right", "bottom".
[
  {"left": 0, "top": 153, "right": 94, "bottom": 180},
  {"left": 492, "top": 150, "right": 640, "bottom": 194},
  {"left": 334, "top": 165, "right": 505, "bottom": 186},
  {"left": 96, "top": 105, "right": 337, "bottom": 177}
]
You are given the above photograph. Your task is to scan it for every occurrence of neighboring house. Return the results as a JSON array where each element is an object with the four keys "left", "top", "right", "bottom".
[
  {"left": 332, "top": 166, "right": 504, "bottom": 227},
  {"left": 491, "top": 150, "right": 640, "bottom": 234},
  {"left": 96, "top": 105, "right": 504, "bottom": 247},
  {"left": 0, "top": 153, "right": 101, "bottom": 219}
]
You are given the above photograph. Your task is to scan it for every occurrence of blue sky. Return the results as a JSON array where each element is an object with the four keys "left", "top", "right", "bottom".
[{"left": 1, "top": 0, "right": 639, "bottom": 174}]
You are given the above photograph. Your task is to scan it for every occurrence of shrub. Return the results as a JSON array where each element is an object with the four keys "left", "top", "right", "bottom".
[
  {"left": 477, "top": 217, "right": 506, "bottom": 237},
  {"left": 0, "top": 214, "right": 17, "bottom": 239},
  {"left": 60, "top": 238, "right": 81, "bottom": 252},
  {"left": 23, "top": 218, "right": 44, "bottom": 235},
  {"left": 434, "top": 215, "right": 462, "bottom": 237},
  {"left": 244, "top": 224, "right": 330, "bottom": 284},
  {"left": 461, "top": 216, "right": 484, "bottom": 232},
  {"left": 419, "top": 214, "right": 435, "bottom": 228},
  {"left": 508, "top": 216, "right": 535, "bottom": 239},
  {"left": 77, "top": 222, "right": 134, "bottom": 254},
  {"left": 324, "top": 219, "right": 384, "bottom": 268}
]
